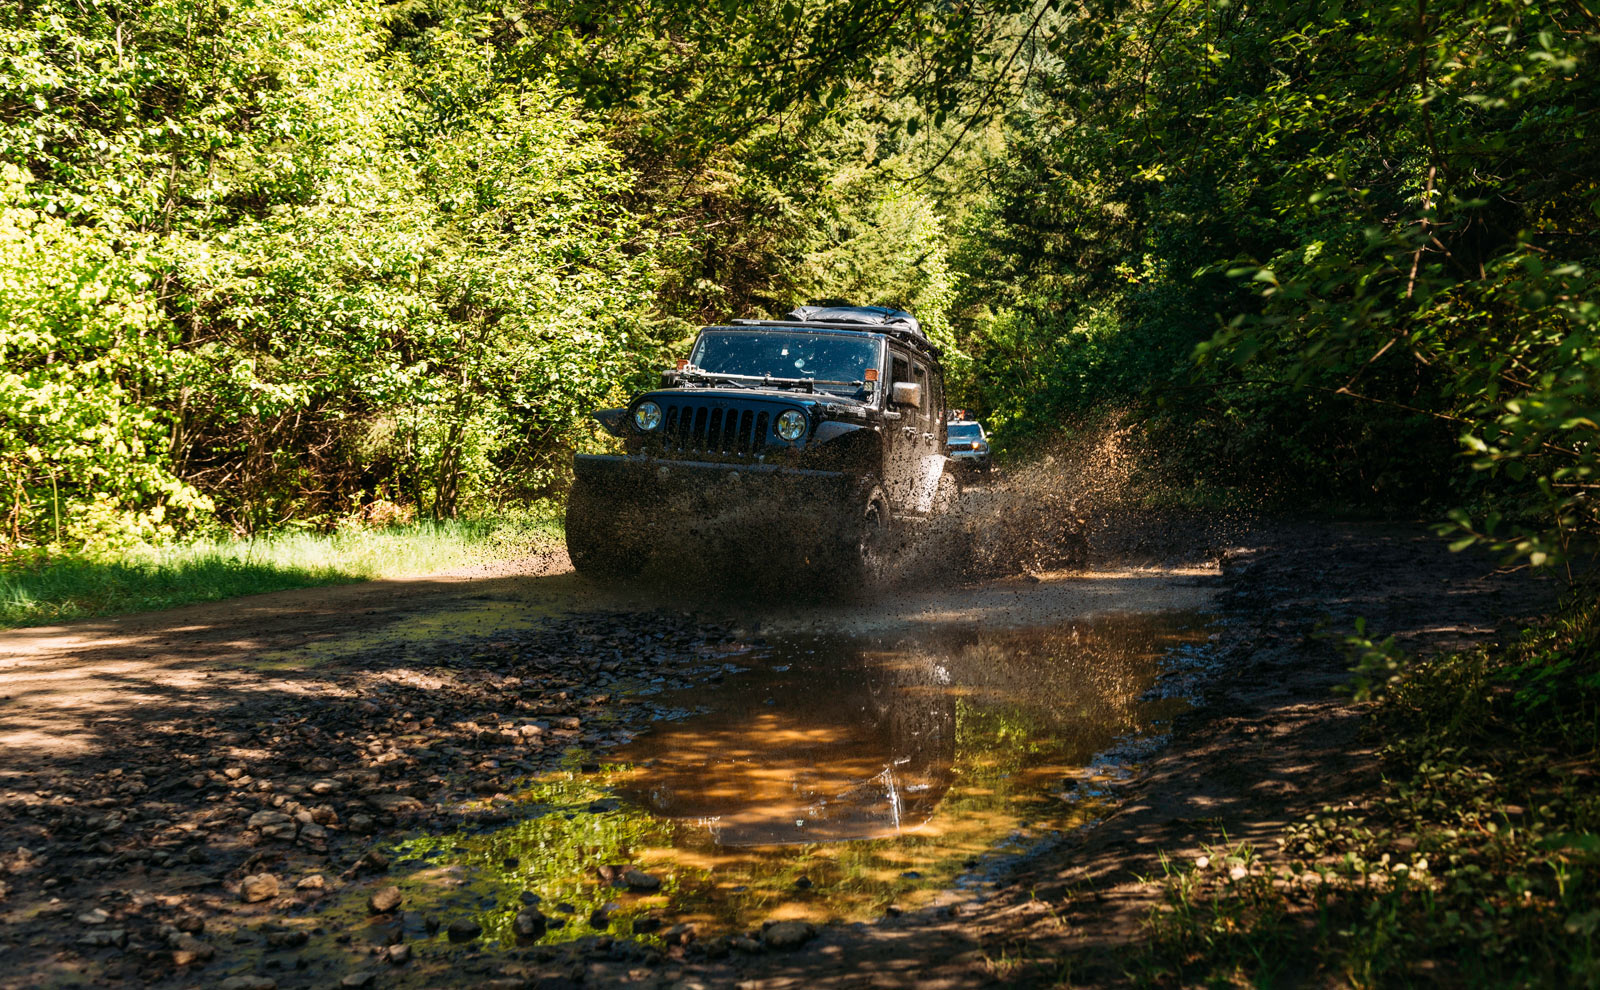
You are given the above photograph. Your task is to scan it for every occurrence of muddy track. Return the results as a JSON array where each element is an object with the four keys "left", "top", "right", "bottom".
[{"left": 0, "top": 521, "right": 1554, "bottom": 990}]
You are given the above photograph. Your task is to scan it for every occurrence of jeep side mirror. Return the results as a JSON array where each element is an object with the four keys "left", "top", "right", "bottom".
[{"left": 891, "top": 382, "right": 922, "bottom": 408}]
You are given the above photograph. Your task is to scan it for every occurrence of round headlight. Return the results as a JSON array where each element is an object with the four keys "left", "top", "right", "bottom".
[
  {"left": 633, "top": 401, "right": 662, "bottom": 431},
  {"left": 776, "top": 409, "right": 807, "bottom": 441}
]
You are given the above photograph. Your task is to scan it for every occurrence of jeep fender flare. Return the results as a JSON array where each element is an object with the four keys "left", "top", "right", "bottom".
[
  {"left": 805, "top": 421, "right": 882, "bottom": 473},
  {"left": 812, "top": 420, "right": 868, "bottom": 445},
  {"left": 592, "top": 408, "right": 628, "bottom": 437}
]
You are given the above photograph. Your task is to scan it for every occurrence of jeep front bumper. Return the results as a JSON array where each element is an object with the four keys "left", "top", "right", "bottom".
[
  {"left": 575, "top": 452, "right": 859, "bottom": 517},
  {"left": 575, "top": 454, "right": 851, "bottom": 498},
  {"left": 572, "top": 454, "right": 858, "bottom": 562}
]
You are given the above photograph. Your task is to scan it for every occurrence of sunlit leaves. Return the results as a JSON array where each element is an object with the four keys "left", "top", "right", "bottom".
[{"left": 0, "top": 0, "right": 662, "bottom": 544}]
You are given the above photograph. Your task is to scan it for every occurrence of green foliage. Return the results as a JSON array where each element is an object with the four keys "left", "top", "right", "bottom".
[
  {"left": 0, "top": 0, "right": 667, "bottom": 545},
  {"left": 954, "top": 0, "right": 1600, "bottom": 551},
  {"left": 792, "top": 179, "right": 967, "bottom": 374},
  {"left": 1, "top": 0, "right": 1010, "bottom": 552},
  {"left": 0, "top": 162, "right": 211, "bottom": 548},
  {"left": 13, "top": 0, "right": 1593, "bottom": 569},
  {"left": 1341, "top": 617, "right": 1411, "bottom": 703},
  {"left": 1389, "top": 596, "right": 1600, "bottom": 751}
]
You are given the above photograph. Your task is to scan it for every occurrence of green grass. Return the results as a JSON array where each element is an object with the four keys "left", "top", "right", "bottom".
[
  {"left": 1129, "top": 595, "right": 1600, "bottom": 988},
  {"left": 0, "top": 509, "right": 563, "bottom": 630}
]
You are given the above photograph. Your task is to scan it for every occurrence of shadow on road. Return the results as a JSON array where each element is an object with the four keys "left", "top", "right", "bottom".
[{"left": 0, "top": 553, "right": 584, "bottom": 765}]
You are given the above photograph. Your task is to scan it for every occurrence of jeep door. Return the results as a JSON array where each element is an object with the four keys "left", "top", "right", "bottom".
[
  {"left": 884, "top": 348, "right": 921, "bottom": 512},
  {"left": 904, "top": 356, "right": 946, "bottom": 512}
]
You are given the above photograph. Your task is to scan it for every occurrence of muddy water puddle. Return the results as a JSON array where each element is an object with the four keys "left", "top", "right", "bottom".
[{"left": 299, "top": 609, "right": 1212, "bottom": 977}]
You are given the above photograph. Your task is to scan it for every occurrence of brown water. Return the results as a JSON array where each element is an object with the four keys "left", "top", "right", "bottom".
[{"left": 305, "top": 609, "right": 1212, "bottom": 971}]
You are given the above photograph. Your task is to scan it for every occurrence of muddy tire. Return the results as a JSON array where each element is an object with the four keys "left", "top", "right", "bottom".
[
  {"left": 565, "top": 479, "right": 639, "bottom": 579},
  {"left": 838, "top": 484, "right": 893, "bottom": 591}
]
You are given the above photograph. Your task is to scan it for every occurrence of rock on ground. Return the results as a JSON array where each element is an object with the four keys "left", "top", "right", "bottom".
[{"left": 239, "top": 873, "right": 279, "bottom": 903}]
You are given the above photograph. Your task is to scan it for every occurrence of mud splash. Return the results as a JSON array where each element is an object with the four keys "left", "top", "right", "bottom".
[{"left": 292, "top": 610, "right": 1213, "bottom": 984}]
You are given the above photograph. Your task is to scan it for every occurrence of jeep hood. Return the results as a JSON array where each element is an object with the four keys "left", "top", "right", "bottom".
[{"left": 638, "top": 388, "right": 873, "bottom": 416}]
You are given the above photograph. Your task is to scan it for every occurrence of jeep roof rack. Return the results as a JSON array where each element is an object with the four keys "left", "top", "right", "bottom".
[
  {"left": 727, "top": 319, "right": 943, "bottom": 359},
  {"left": 727, "top": 303, "right": 941, "bottom": 359}
]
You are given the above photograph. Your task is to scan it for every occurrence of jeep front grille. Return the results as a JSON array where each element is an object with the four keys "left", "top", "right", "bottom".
[{"left": 657, "top": 404, "right": 772, "bottom": 460}]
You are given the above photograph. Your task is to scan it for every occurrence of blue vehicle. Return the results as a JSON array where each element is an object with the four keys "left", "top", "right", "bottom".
[{"left": 945, "top": 419, "right": 992, "bottom": 475}]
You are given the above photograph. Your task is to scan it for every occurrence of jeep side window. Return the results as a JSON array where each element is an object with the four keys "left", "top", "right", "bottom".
[
  {"left": 890, "top": 352, "right": 911, "bottom": 403},
  {"left": 912, "top": 361, "right": 933, "bottom": 424}
]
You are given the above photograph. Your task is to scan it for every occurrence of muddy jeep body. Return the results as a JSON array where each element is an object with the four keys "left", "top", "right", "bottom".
[{"left": 567, "top": 306, "right": 951, "bottom": 583}]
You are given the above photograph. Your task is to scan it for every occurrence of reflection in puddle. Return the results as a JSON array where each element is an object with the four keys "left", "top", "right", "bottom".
[
  {"left": 321, "top": 611, "right": 1210, "bottom": 969},
  {"left": 615, "top": 651, "right": 956, "bottom": 846}
]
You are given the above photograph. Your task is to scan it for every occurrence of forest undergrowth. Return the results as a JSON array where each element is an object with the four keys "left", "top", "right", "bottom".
[{"left": 1132, "top": 597, "right": 1600, "bottom": 987}]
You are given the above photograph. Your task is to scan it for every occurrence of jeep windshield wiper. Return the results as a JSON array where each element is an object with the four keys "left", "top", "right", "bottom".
[
  {"left": 675, "top": 368, "right": 756, "bottom": 388},
  {"left": 679, "top": 367, "right": 864, "bottom": 393}
]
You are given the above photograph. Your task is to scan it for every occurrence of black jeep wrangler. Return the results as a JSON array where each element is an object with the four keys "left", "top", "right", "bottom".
[{"left": 566, "top": 305, "right": 953, "bottom": 585}]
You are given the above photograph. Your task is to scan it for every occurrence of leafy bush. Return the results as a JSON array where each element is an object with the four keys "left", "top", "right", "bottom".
[{"left": 0, "top": 0, "right": 662, "bottom": 544}]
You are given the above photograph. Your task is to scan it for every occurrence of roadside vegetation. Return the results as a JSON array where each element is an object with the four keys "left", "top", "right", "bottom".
[
  {"left": 1133, "top": 600, "right": 1600, "bottom": 986},
  {"left": 0, "top": 0, "right": 994, "bottom": 555},
  {"left": 1, "top": 0, "right": 1009, "bottom": 616},
  {"left": 6, "top": 0, "right": 1593, "bottom": 564},
  {"left": 0, "top": 509, "right": 559, "bottom": 629}
]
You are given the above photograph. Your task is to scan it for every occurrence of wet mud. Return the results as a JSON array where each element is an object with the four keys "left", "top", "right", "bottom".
[
  {"left": 296, "top": 612, "right": 1209, "bottom": 988},
  {"left": 0, "top": 535, "right": 1221, "bottom": 989},
  {"left": 0, "top": 406, "right": 1312, "bottom": 990},
  {"left": 6, "top": 481, "right": 1547, "bottom": 989}
]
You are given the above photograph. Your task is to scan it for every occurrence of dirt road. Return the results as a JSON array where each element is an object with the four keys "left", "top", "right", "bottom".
[
  {"left": 0, "top": 551, "right": 580, "bottom": 764},
  {"left": 0, "top": 521, "right": 1554, "bottom": 989}
]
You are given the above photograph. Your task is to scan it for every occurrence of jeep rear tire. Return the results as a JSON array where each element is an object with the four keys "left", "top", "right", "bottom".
[
  {"left": 565, "top": 478, "right": 639, "bottom": 578},
  {"left": 930, "top": 470, "right": 960, "bottom": 516}
]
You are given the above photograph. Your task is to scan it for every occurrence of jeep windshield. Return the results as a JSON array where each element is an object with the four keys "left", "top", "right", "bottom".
[{"left": 686, "top": 331, "right": 881, "bottom": 395}]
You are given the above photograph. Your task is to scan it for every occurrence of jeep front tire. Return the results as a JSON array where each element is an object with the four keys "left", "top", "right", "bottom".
[{"left": 840, "top": 483, "right": 893, "bottom": 590}]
